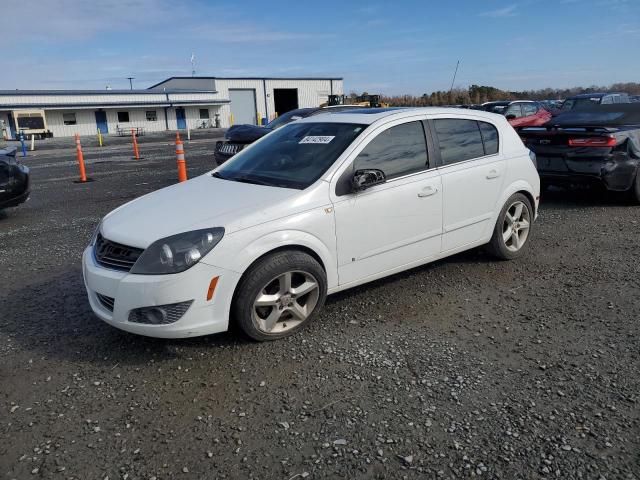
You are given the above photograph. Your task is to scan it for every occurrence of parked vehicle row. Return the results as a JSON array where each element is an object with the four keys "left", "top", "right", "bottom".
[
  {"left": 84, "top": 108, "right": 540, "bottom": 341},
  {"left": 0, "top": 147, "right": 30, "bottom": 211}
]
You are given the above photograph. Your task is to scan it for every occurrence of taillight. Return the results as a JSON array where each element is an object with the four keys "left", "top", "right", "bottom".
[{"left": 568, "top": 136, "right": 617, "bottom": 147}]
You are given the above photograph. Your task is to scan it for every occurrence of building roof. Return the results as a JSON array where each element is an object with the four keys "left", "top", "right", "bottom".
[
  {"left": 148, "top": 76, "right": 343, "bottom": 89},
  {"left": 0, "top": 89, "right": 217, "bottom": 95}
]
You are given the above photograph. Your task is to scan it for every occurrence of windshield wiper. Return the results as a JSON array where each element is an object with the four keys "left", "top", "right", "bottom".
[
  {"left": 228, "top": 175, "right": 274, "bottom": 186},
  {"left": 211, "top": 171, "right": 226, "bottom": 180}
]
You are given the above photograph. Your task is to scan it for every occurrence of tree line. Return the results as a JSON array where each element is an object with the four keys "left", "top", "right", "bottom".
[{"left": 349, "top": 82, "right": 640, "bottom": 106}]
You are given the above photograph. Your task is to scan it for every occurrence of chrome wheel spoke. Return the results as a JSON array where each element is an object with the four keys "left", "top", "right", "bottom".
[
  {"left": 503, "top": 227, "right": 512, "bottom": 243},
  {"left": 279, "top": 272, "right": 292, "bottom": 294},
  {"left": 261, "top": 308, "right": 282, "bottom": 332},
  {"left": 288, "top": 301, "right": 308, "bottom": 321},
  {"left": 511, "top": 231, "right": 520, "bottom": 249},
  {"left": 290, "top": 279, "right": 317, "bottom": 297},
  {"left": 505, "top": 213, "right": 515, "bottom": 226},
  {"left": 255, "top": 293, "right": 279, "bottom": 307},
  {"left": 513, "top": 203, "right": 524, "bottom": 220},
  {"left": 519, "top": 219, "right": 530, "bottom": 231}
]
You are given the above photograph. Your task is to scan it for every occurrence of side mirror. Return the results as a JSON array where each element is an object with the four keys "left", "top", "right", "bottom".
[
  {"left": 506, "top": 114, "right": 516, "bottom": 120},
  {"left": 352, "top": 169, "right": 386, "bottom": 192}
]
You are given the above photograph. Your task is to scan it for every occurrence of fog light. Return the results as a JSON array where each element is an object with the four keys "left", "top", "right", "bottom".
[{"left": 128, "top": 300, "right": 193, "bottom": 325}]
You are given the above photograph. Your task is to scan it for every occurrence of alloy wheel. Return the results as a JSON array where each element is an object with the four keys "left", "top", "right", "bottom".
[
  {"left": 252, "top": 270, "right": 320, "bottom": 334},
  {"left": 502, "top": 201, "right": 531, "bottom": 252}
]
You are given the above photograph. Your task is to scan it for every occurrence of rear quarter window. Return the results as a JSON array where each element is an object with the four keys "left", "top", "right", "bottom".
[{"left": 478, "top": 121, "right": 499, "bottom": 155}]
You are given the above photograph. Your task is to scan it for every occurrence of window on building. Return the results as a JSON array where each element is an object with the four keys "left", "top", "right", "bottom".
[
  {"left": 63, "top": 113, "right": 77, "bottom": 126},
  {"left": 434, "top": 119, "right": 485, "bottom": 166},
  {"left": 478, "top": 121, "right": 499, "bottom": 155},
  {"left": 353, "top": 121, "right": 428, "bottom": 179},
  {"left": 199, "top": 108, "right": 210, "bottom": 119},
  {"left": 146, "top": 110, "right": 157, "bottom": 122},
  {"left": 117, "top": 111, "right": 130, "bottom": 122}
]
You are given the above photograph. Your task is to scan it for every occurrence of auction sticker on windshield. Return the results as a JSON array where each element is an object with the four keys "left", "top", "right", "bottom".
[{"left": 299, "top": 136, "right": 335, "bottom": 144}]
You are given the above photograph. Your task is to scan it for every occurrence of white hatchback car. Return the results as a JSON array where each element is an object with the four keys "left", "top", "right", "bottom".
[{"left": 83, "top": 108, "right": 540, "bottom": 341}]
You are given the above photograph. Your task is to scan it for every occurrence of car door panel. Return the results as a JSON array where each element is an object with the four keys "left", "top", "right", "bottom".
[
  {"left": 430, "top": 118, "right": 506, "bottom": 252},
  {"left": 330, "top": 119, "right": 443, "bottom": 286},
  {"left": 439, "top": 157, "right": 505, "bottom": 251},
  {"left": 333, "top": 170, "right": 442, "bottom": 285}
]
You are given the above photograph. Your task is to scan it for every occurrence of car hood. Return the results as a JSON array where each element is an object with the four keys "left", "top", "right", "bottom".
[
  {"left": 101, "top": 174, "right": 299, "bottom": 248},
  {"left": 225, "top": 124, "right": 272, "bottom": 143}
]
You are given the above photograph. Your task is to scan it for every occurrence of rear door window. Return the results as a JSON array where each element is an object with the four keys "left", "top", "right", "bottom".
[
  {"left": 522, "top": 103, "right": 538, "bottom": 116},
  {"left": 433, "top": 119, "right": 485, "bottom": 165},
  {"left": 353, "top": 121, "right": 428, "bottom": 179}
]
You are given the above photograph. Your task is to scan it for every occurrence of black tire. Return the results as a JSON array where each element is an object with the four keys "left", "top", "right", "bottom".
[
  {"left": 232, "top": 250, "right": 327, "bottom": 341},
  {"left": 487, "top": 193, "right": 534, "bottom": 260},
  {"left": 629, "top": 169, "right": 640, "bottom": 205}
]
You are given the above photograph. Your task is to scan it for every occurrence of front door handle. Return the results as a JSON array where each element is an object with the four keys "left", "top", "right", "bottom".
[
  {"left": 486, "top": 169, "right": 500, "bottom": 179},
  {"left": 417, "top": 186, "right": 438, "bottom": 197}
]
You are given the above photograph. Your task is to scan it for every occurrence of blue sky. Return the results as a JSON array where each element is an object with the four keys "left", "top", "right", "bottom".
[{"left": 3, "top": 0, "right": 639, "bottom": 94}]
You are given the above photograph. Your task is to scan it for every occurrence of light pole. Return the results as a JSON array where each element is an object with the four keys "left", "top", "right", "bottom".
[{"left": 127, "top": 77, "right": 135, "bottom": 90}]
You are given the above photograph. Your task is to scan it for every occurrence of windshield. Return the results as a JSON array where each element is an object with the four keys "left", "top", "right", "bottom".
[
  {"left": 214, "top": 122, "right": 366, "bottom": 189},
  {"left": 266, "top": 109, "right": 315, "bottom": 129}
]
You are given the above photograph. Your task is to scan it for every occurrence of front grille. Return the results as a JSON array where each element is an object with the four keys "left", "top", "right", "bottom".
[
  {"left": 94, "top": 234, "right": 144, "bottom": 272},
  {"left": 128, "top": 301, "right": 193, "bottom": 325},
  {"left": 96, "top": 293, "right": 115, "bottom": 312},
  {"left": 215, "top": 142, "right": 244, "bottom": 155}
]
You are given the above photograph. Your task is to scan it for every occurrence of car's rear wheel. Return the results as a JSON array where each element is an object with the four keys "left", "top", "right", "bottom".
[
  {"left": 629, "top": 169, "right": 640, "bottom": 204},
  {"left": 487, "top": 193, "right": 533, "bottom": 260},
  {"left": 232, "top": 250, "right": 327, "bottom": 341}
]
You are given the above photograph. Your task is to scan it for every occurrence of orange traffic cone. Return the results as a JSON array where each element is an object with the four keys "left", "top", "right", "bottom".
[{"left": 175, "top": 132, "right": 187, "bottom": 182}]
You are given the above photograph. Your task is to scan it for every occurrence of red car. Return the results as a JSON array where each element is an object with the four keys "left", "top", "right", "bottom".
[{"left": 480, "top": 101, "right": 552, "bottom": 128}]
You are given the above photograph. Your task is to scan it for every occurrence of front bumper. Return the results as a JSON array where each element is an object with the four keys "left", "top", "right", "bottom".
[{"left": 82, "top": 247, "right": 242, "bottom": 338}]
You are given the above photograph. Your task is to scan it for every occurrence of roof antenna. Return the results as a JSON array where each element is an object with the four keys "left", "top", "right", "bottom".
[
  {"left": 190, "top": 53, "right": 196, "bottom": 77},
  {"left": 449, "top": 60, "right": 460, "bottom": 94}
]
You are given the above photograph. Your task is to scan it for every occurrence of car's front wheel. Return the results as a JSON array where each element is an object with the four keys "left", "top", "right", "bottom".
[
  {"left": 487, "top": 193, "right": 534, "bottom": 260},
  {"left": 232, "top": 250, "right": 327, "bottom": 341}
]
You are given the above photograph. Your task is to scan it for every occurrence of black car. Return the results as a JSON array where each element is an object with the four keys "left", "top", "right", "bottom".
[
  {"left": 519, "top": 104, "right": 640, "bottom": 202},
  {"left": 560, "top": 92, "right": 631, "bottom": 111},
  {"left": 0, "top": 147, "right": 30, "bottom": 210},
  {"left": 214, "top": 106, "right": 362, "bottom": 165}
]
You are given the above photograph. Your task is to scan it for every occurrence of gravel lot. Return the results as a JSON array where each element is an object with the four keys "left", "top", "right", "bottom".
[{"left": 1, "top": 131, "right": 639, "bottom": 480}]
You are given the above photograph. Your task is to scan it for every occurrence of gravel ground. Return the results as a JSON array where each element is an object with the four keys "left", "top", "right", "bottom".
[{"left": 1, "top": 131, "right": 639, "bottom": 480}]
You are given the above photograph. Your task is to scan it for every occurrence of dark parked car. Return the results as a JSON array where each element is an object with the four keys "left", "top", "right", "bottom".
[
  {"left": 561, "top": 92, "right": 631, "bottom": 111},
  {"left": 214, "top": 106, "right": 363, "bottom": 165},
  {"left": 519, "top": 104, "right": 640, "bottom": 202},
  {"left": 0, "top": 147, "right": 30, "bottom": 210}
]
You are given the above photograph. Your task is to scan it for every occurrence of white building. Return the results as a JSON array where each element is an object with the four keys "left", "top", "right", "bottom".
[
  {"left": 149, "top": 76, "right": 344, "bottom": 126},
  {"left": 0, "top": 76, "right": 344, "bottom": 139}
]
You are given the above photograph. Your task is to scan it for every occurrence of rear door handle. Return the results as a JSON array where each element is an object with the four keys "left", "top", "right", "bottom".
[
  {"left": 486, "top": 169, "right": 500, "bottom": 179},
  {"left": 417, "top": 186, "right": 438, "bottom": 197}
]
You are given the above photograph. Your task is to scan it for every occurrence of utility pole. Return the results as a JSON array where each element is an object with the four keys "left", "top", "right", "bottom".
[{"left": 127, "top": 77, "right": 135, "bottom": 90}]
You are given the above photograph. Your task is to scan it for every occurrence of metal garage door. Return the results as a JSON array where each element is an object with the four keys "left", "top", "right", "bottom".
[{"left": 229, "top": 89, "right": 257, "bottom": 125}]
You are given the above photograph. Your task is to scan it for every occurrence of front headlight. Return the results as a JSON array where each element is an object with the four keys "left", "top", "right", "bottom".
[
  {"left": 90, "top": 221, "right": 102, "bottom": 246},
  {"left": 130, "top": 227, "right": 224, "bottom": 275}
]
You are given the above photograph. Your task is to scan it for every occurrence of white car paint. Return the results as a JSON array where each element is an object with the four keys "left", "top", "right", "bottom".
[{"left": 83, "top": 108, "right": 540, "bottom": 338}]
